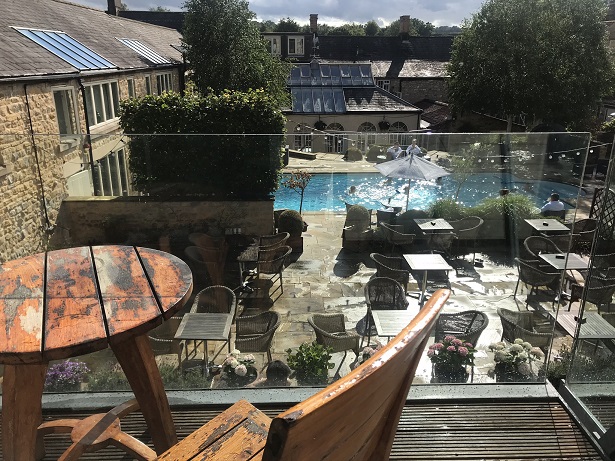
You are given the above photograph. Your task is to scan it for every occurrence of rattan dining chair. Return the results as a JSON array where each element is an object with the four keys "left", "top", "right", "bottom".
[
  {"left": 370, "top": 252, "right": 411, "bottom": 293},
  {"left": 235, "top": 311, "right": 281, "bottom": 363},
  {"left": 358, "top": 277, "right": 409, "bottom": 347},
  {"left": 523, "top": 236, "right": 563, "bottom": 259},
  {"left": 380, "top": 222, "right": 415, "bottom": 254},
  {"left": 514, "top": 258, "right": 560, "bottom": 308},
  {"left": 497, "top": 308, "right": 552, "bottom": 352},
  {"left": 434, "top": 310, "right": 489, "bottom": 347},
  {"left": 258, "top": 232, "right": 290, "bottom": 250},
  {"left": 449, "top": 216, "right": 484, "bottom": 263},
  {"left": 309, "top": 313, "right": 361, "bottom": 376},
  {"left": 255, "top": 245, "right": 292, "bottom": 295}
]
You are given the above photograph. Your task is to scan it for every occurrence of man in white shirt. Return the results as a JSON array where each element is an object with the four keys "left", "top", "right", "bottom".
[
  {"left": 540, "top": 193, "right": 565, "bottom": 215},
  {"left": 406, "top": 138, "right": 422, "bottom": 157},
  {"left": 386, "top": 141, "right": 403, "bottom": 160}
]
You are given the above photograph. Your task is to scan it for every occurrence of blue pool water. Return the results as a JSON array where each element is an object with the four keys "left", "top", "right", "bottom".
[{"left": 274, "top": 173, "right": 583, "bottom": 212}]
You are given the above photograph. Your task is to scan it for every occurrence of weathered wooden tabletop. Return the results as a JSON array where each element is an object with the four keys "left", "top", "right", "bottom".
[{"left": 0, "top": 245, "right": 193, "bottom": 461}]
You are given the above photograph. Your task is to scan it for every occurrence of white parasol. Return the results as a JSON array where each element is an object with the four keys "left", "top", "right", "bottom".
[{"left": 375, "top": 153, "right": 451, "bottom": 211}]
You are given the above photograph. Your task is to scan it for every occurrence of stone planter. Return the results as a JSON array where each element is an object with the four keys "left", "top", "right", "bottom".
[
  {"left": 494, "top": 363, "right": 531, "bottom": 382},
  {"left": 287, "top": 236, "right": 304, "bottom": 253}
]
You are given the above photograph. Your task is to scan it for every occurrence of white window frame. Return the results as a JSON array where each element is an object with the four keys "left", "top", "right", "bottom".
[
  {"left": 51, "top": 85, "right": 80, "bottom": 139},
  {"left": 156, "top": 72, "right": 172, "bottom": 94},
  {"left": 288, "top": 36, "right": 304, "bottom": 55},
  {"left": 145, "top": 75, "right": 152, "bottom": 95},
  {"left": 127, "top": 78, "right": 135, "bottom": 98},
  {"left": 84, "top": 80, "right": 120, "bottom": 130},
  {"left": 376, "top": 79, "right": 391, "bottom": 92},
  {"left": 265, "top": 36, "right": 281, "bottom": 55},
  {"left": 95, "top": 148, "right": 131, "bottom": 196}
]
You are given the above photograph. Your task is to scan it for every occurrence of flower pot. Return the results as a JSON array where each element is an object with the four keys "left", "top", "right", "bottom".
[
  {"left": 220, "top": 366, "right": 258, "bottom": 387},
  {"left": 432, "top": 364, "right": 469, "bottom": 383},
  {"left": 494, "top": 363, "right": 531, "bottom": 382}
]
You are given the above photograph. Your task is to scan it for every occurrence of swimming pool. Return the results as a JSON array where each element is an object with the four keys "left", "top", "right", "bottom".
[{"left": 274, "top": 173, "right": 583, "bottom": 212}]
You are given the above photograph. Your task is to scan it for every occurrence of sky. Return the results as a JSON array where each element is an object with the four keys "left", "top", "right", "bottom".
[{"left": 80, "top": 0, "right": 484, "bottom": 27}]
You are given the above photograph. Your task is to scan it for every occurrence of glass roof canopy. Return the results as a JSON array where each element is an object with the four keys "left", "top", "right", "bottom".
[
  {"left": 117, "top": 38, "right": 171, "bottom": 65},
  {"left": 289, "top": 62, "right": 374, "bottom": 114},
  {"left": 14, "top": 28, "right": 116, "bottom": 70}
]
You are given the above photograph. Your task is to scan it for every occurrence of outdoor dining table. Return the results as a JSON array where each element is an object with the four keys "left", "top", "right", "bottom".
[
  {"left": 524, "top": 218, "right": 570, "bottom": 234},
  {"left": 539, "top": 252, "right": 589, "bottom": 308},
  {"left": 237, "top": 243, "right": 259, "bottom": 284},
  {"left": 403, "top": 253, "right": 453, "bottom": 305},
  {"left": 0, "top": 245, "right": 193, "bottom": 461},
  {"left": 554, "top": 312, "right": 615, "bottom": 342},
  {"left": 371, "top": 310, "right": 418, "bottom": 341},
  {"left": 174, "top": 312, "right": 233, "bottom": 370},
  {"left": 414, "top": 218, "right": 454, "bottom": 233}
]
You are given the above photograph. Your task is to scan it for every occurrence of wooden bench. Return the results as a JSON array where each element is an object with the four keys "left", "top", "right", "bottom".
[{"left": 155, "top": 289, "right": 448, "bottom": 461}]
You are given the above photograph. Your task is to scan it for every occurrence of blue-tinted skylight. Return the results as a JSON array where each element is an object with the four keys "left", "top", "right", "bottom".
[
  {"left": 117, "top": 38, "right": 170, "bottom": 64},
  {"left": 291, "top": 87, "right": 346, "bottom": 113},
  {"left": 14, "top": 28, "right": 115, "bottom": 70},
  {"left": 288, "top": 63, "right": 374, "bottom": 87}
]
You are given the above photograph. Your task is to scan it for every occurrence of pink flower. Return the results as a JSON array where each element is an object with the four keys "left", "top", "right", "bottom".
[
  {"left": 427, "top": 349, "right": 435, "bottom": 357},
  {"left": 458, "top": 347, "right": 469, "bottom": 356},
  {"left": 234, "top": 364, "right": 247, "bottom": 377},
  {"left": 447, "top": 345, "right": 456, "bottom": 352},
  {"left": 444, "top": 335, "right": 456, "bottom": 342},
  {"left": 433, "top": 343, "right": 444, "bottom": 350},
  {"left": 452, "top": 339, "right": 463, "bottom": 346},
  {"left": 464, "top": 342, "right": 473, "bottom": 348}
]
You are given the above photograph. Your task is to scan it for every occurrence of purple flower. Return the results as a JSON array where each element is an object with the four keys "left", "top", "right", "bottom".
[
  {"left": 451, "top": 339, "right": 463, "bottom": 346},
  {"left": 444, "top": 335, "right": 456, "bottom": 342},
  {"left": 447, "top": 345, "right": 456, "bottom": 352},
  {"left": 433, "top": 343, "right": 444, "bottom": 350},
  {"left": 458, "top": 347, "right": 469, "bottom": 356},
  {"left": 464, "top": 342, "right": 473, "bottom": 348}
]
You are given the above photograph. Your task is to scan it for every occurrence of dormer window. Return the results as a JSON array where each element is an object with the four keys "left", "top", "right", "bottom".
[
  {"left": 288, "top": 37, "right": 304, "bottom": 55},
  {"left": 265, "top": 36, "right": 281, "bottom": 55}
]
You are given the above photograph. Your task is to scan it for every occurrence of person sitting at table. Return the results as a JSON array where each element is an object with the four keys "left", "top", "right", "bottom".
[
  {"left": 406, "top": 138, "right": 423, "bottom": 157},
  {"left": 247, "top": 360, "right": 292, "bottom": 387},
  {"left": 386, "top": 141, "right": 403, "bottom": 160},
  {"left": 541, "top": 193, "right": 565, "bottom": 216}
]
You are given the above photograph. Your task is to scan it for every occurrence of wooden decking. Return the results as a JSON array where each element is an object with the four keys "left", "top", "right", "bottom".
[{"left": 10, "top": 398, "right": 603, "bottom": 461}]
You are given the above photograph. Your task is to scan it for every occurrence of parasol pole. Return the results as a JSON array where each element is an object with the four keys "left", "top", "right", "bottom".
[{"left": 405, "top": 153, "right": 414, "bottom": 211}]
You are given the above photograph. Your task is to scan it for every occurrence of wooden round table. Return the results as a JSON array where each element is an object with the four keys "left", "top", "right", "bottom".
[{"left": 0, "top": 245, "right": 193, "bottom": 461}]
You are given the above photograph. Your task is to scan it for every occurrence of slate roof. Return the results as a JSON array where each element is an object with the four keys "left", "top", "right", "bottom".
[
  {"left": 344, "top": 87, "right": 421, "bottom": 113},
  {"left": 413, "top": 99, "right": 451, "bottom": 126},
  {"left": 370, "top": 60, "right": 449, "bottom": 79},
  {"left": 0, "top": 0, "right": 182, "bottom": 78},
  {"left": 318, "top": 35, "right": 453, "bottom": 62}
]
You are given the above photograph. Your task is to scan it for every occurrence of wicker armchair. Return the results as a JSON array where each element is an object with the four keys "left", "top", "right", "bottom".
[
  {"left": 568, "top": 274, "right": 615, "bottom": 313},
  {"left": 255, "top": 245, "right": 292, "bottom": 294},
  {"left": 380, "top": 222, "right": 415, "bottom": 253},
  {"left": 148, "top": 316, "right": 184, "bottom": 364},
  {"left": 541, "top": 233, "right": 579, "bottom": 254},
  {"left": 449, "top": 216, "right": 483, "bottom": 263},
  {"left": 357, "top": 277, "right": 409, "bottom": 346},
  {"left": 235, "top": 311, "right": 280, "bottom": 362},
  {"left": 434, "top": 310, "right": 489, "bottom": 346},
  {"left": 259, "top": 232, "right": 290, "bottom": 250},
  {"left": 497, "top": 308, "right": 552, "bottom": 351},
  {"left": 309, "top": 313, "right": 360, "bottom": 375},
  {"left": 429, "top": 232, "right": 457, "bottom": 257},
  {"left": 523, "top": 236, "right": 563, "bottom": 259},
  {"left": 514, "top": 258, "right": 560, "bottom": 307},
  {"left": 184, "top": 246, "right": 213, "bottom": 289},
  {"left": 370, "top": 253, "right": 410, "bottom": 293},
  {"left": 571, "top": 218, "right": 597, "bottom": 255}
]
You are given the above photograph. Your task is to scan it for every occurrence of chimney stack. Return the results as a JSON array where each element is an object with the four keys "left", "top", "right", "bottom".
[
  {"left": 399, "top": 15, "right": 410, "bottom": 35},
  {"left": 107, "top": 0, "right": 122, "bottom": 15},
  {"left": 310, "top": 14, "right": 318, "bottom": 34}
]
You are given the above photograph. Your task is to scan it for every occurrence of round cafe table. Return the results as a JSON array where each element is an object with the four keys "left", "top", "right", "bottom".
[{"left": 0, "top": 245, "right": 193, "bottom": 461}]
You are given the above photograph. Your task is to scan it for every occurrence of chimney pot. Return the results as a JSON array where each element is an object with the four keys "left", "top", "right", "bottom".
[
  {"left": 399, "top": 15, "right": 410, "bottom": 35},
  {"left": 107, "top": 0, "right": 122, "bottom": 15}
]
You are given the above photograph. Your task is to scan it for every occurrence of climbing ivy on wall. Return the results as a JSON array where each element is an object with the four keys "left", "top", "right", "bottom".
[{"left": 119, "top": 90, "right": 285, "bottom": 198}]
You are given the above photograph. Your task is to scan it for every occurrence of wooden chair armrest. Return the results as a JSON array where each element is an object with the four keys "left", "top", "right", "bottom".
[{"left": 156, "top": 399, "right": 270, "bottom": 461}]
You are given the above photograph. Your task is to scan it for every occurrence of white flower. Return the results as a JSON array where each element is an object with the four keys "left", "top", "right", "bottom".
[
  {"left": 229, "top": 358, "right": 239, "bottom": 368},
  {"left": 517, "top": 352, "right": 529, "bottom": 361},
  {"left": 231, "top": 349, "right": 241, "bottom": 356},
  {"left": 522, "top": 342, "right": 532, "bottom": 350},
  {"left": 510, "top": 344, "right": 524, "bottom": 353},
  {"left": 494, "top": 351, "right": 509, "bottom": 362},
  {"left": 243, "top": 354, "right": 255, "bottom": 363},
  {"left": 514, "top": 338, "right": 524, "bottom": 345},
  {"left": 517, "top": 362, "right": 531, "bottom": 376},
  {"left": 234, "top": 364, "right": 247, "bottom": 376},
  {"left": 531, "top": 347, "right": 544, "bottom": 359}
]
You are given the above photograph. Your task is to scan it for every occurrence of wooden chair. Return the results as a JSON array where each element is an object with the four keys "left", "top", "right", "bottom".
[{"left": 152, "top": 289, "right": 449, "bottom": 461}]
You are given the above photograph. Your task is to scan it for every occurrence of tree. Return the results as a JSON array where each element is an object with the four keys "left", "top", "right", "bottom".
[
  {"left": 182, "top": 0, "right": 290, "bottom": 105},
  {"left": 282, "top": 170, "right": 313, "bottom": 213},
  {"left": 365, "top": 20, "right": 380, "bottom": 36},
  {"left": 258, "top": 20, "right": 276, "bottom": 32},
  {"left": 275, "top": 17, "right": 300, "bottom": 32},
  {"left": 448, "top": 0, "right": 615, "bottom": 131},
  {"left": 329, "top": 23, "right": 365, "bottom": 36},
  {"left": 149, "top": 6, "right": 170, "bottom": 11},
  {"left": 410, "top": 18, "right": 434, "bottom": 36}
]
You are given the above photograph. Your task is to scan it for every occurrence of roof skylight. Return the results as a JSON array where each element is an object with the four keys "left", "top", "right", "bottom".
[
  {"left": 117, "top": 38, "right": 171, "bottom": 64},
  {"left": 14, "top": 28, "right": 115, "bottom": 70}
]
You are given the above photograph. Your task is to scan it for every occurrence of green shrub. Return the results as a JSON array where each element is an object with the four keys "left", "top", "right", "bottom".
[
  {"left": 278, "top": 209, "right": 304, "bottom": 237},
  {"left": 366, "top": 145, "right": 385, "bottom": 162},
  {"left": 345, "top": 147, "right": 363, "bottom": 161},
  {"left": 471, "top": 194, "right": 540, "bottom": 221},
  {"left": 87, "top": 364, "right": 131, "bottom": 391},
  {"left": 345, "top": 204, "right": 371, "bottom": 230},
  {"left": 286, "top": 342, "right": 334, "bottom": 385},
  {"left": 429, "top": 199, "right": 466, "bottom": 220},
  {"left": 119, "top": 90, "right": 285, "bottom": 198}
]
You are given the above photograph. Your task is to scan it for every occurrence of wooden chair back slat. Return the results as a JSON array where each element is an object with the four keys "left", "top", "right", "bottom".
[{"left": 262, "top": 289, "right": 448, "bottom": 461}]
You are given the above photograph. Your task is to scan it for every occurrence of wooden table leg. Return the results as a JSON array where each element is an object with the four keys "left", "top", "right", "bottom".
[
  {"left": 111, "top": 334, "right": 177, "bottom": 454},
  {"left": 2, "top": 363, "right": 47, "bottom": 461}
]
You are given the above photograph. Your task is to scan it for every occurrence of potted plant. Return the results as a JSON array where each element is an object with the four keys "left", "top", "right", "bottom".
[
  {"left": 488, "top": 339, "right": 545, "bottom": 382},
  {"left": 219, "top": 349, "right": 258, "bottom": 387},
  {"left": 278, "top": 209, "right": 305, "bottom": 253},
  {"left": 378, "top": 120, "right": 390, "bottom": 131},
  {"left": 286, "top": 341, "right": 334, "bottom": 385},
  {"left": 342, "top": 204, "right": 373, "bottom": 252},
  {"left": 282, "top": 170, "right": 313, "bottom": 214},
  {"left": 427, "top": 335, "right": 475, "bottom": 383},
  {"left": 44, "top": 360, "right": 90, "bottom": 392},
  {"left": 314, "top": 120, "right": 327, "bottom": 131}
]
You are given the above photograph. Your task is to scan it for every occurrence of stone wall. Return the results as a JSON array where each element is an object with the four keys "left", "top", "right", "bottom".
[
  {"left": 400, "top": 78, "right": 448, "bottom": 104},
  {"left": 54, "top": 197, "right": 275, "bottom": 251}
]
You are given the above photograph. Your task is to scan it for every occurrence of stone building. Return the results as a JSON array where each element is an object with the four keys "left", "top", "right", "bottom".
[{"left": 0, "top": 0, "right": 183, "bottom": 262}]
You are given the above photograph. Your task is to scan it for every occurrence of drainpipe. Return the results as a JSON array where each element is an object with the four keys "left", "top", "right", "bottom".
[
  {"left": 23, "top": 83, "right": 53, "bottom": 232},
  {"left": 78, "top": 79, "right": 101, "bottom": 196}
]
